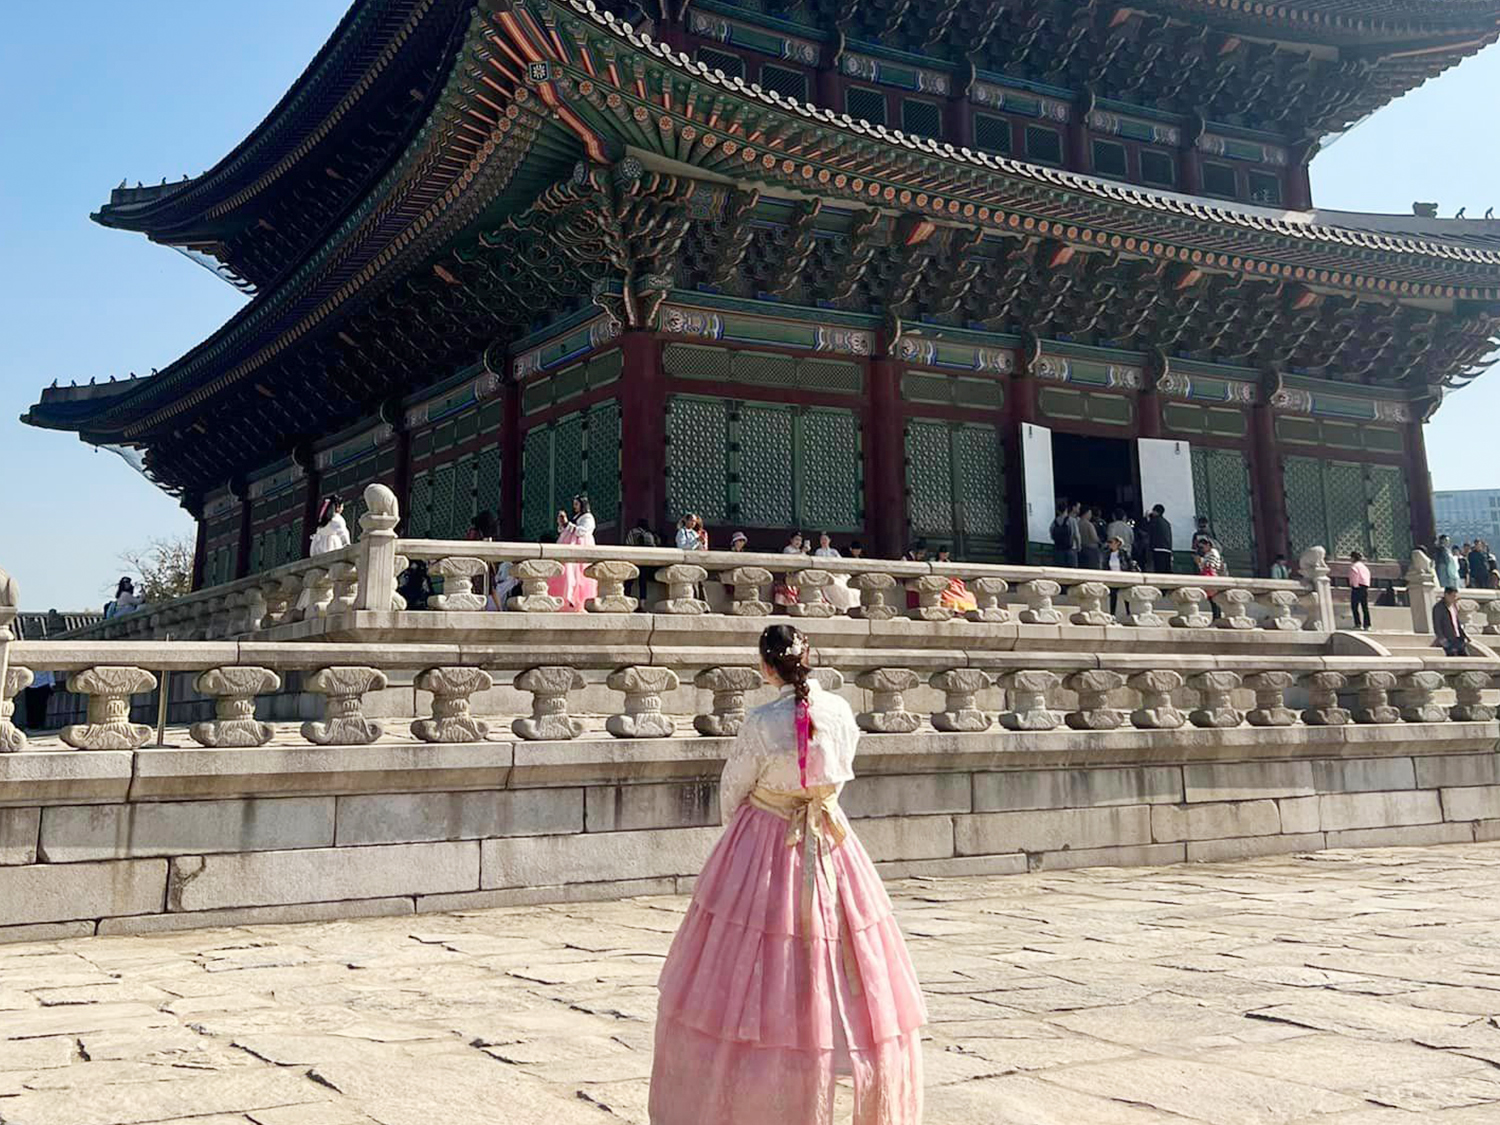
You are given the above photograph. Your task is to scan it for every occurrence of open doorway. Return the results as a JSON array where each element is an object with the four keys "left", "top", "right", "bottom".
[{"left": 1051, "top": 432, "right": 1138, "bottom": 520}]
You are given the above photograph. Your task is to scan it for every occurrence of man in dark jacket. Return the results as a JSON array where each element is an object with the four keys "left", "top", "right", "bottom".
[
  {"left": 1468, "top": 543, "right": 1491, "bottom": 589},
  {"left": 1433, "top": 587, "right": 1470, "bottom": 657},
  {"left": 1145, "top": 504, "right": 1173, "bottom": 573}
]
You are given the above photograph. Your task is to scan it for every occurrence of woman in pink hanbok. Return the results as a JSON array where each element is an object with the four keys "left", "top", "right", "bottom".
[
  {"left": 548, "top": 494, "right": 598, "bottom": 612},
  {"left": 649, "top": 624, "right": 926, "bottom": 1125}
]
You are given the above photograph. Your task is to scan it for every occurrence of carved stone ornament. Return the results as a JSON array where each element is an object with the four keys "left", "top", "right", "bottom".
[
  {"left": 61, "top": 666, "right": 158, "bottom": 751},
  {"left": 1213, "top": 589, "right": 1256, "bottom": 631},
  {"left": 585, "top": 560, "right": 640, "bottom": 614},
  {"left": 1125, "top": 585, "right": 1165, "bottom": 628},
  {"left": 811, "top": 668, "right": 846, "bottom": 694},
  {"left": 967, "top": 576, "right": 1011, "bottom": 623},
  {"left": 788, "top": 569, "right": 837, "bottom": 619},
  {"left": 512, "top": 666, "right": 586, "bottom": 741},
  {"left": 1128, "top": 670, "right": 1184, "bottom": 730},
  {"left": 1188, "top": 671, "right": 1244, "bottom": 729},
  {"left": 1065, "top": 669, "right": 1126, "bottom": 731},
  {"left": 723, "top": 566, "right": 772, "bottom": 617},
  {"left": 1169, "top": 587, "right": 1212, "bottom": 629},
  {"left": 851, "top": 572, "right": 900, "bottom": 621},
  {"left": 1258, "top": 589, "right": 1302, "bottom": 632},
  {"left": 1352, "top": 670, "right": 1400, "bottom": 725},
  {"left": 1484, "top": 602, "right": 1500, "bottom": 636},
  {"left": 508, "top": 559, "right": 565, "bottom": 612},
  {"left": 330, "top": 561, "right": 360, "bottom": 615},
  {"left": 694, "top": 666, "right": 764, "bottom": 737},
  {"left": 653, "top": 565, "right": 709, "bottom": 615},
  {"left": 429, "top": 557, "right": 489, "bottom": 612},
  {"left": 1069, "top": 582, "right": 1115, "bottom": 626},
  {"left": 1449, "top": 671, "right": 1495, "bottom": 722},
  {"left": 1302, "top": 671, "right": 1350, "bottom": 726},
  {"left": 189, "top": 666, "right": 281, "bottom": 748},
  {"left": 1397, "top": 670, "right": 1448, "bottom": 724},
  {"left": 1245, "top": 671, "right": 1298, "bottom": 727},
  {"left": 1018, "top": 580, "right": 1063, "bottom": 625},
  {"left": 606, "top": 666, "right": 680, "bottom": 738},
  {"left": 413, "top": 667, "right": 493, "bottom": 743},
  {"left": 855, "top": 668, "right": 922, "bottom": 734},
  {"left": 998, "top": 670, "right": 1062, "bottom": 731},
  {"left": 1, "top": 665, "right": 34, "bottom": 752},
  {"left": 301, "top": 666, "right": 388, "bottom": 746},
  {"left": 930, "top": 669, "right": 993, "bottom": 733},
  {"left": 905, "top": 575, "right": 954, "bottom": 622}
]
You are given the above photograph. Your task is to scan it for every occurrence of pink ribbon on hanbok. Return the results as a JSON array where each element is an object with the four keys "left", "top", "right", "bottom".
[{"left": 795, "top": 698, "right": 812, "bottom": 789}]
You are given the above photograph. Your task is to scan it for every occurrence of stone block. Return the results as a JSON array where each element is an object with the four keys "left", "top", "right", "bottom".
[
  {"left": 840, "top": 773, "right": 972, "bottom": 819},
  {"left": 585, "top": 782, "right": 718, "bottom": 833},
  {"left": 1324, "top": 822, "right": 1475, "bottom": 850},
  {"left": 39, "top": 798, "right": 334, "bottom": 862},
  {"left": 955, "top": 806, "right": 1152, "bottom": 856},
  {"left": 1312, "top": 757, "right": 1417, "bottom": 794},
  {"left": 1277, "top": 795, "right": 1321, "bottom": 834},
  {"left": 1318, "top": 790, "right": 1444, "bottom": 832},
  {"left": 0, "top": 859, "right": 166, "bottom": 926},
  {"left": 1439, "top": 785, "right": 1500, "bottom": 823},
  {"left": 168, "top": 841, "right": 479, "bottom": 912},
  {"left": 336, "top": 789, "right": 583, "bottom": 846},
  {"left": 850, "top": 815, "right": 954, "bottom": 863},
  {"left": 873, "top": 854, "right": 1029, "bottom": 880},
  {"left": 0, "top": 920, "right": 97, "bottom": 946},
  {"left": 1182, "top": 760, "right": 1315, "bottom": 803},
  {"left": 1475, "top": 819, "right": 1500, "bottom": 842},
  {"left": 481, "top": 826, "right": 722, "bottom": 890},
  {"left": 1151, "top": 800, "right": 1281, "bottom": 843},
  {"left": 0, "top": 807, "right": 39, "bottom": 865},
  {"left": 973, "top": 767, "right": 1181, "bottom": 813},
  {"left": 1186, "top": 832, "right": 1326, "bottom": 863},
  {"left": 1415, "top": 753, "right": 1500, "bottom": 790},
  {"left": 0, "top": 751, "right": 133, "bottom": 807},
  {"left": 1028, "top": 842, "right": 1186, "bottom": 872}
]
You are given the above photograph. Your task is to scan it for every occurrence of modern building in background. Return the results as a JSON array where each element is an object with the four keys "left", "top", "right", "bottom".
[
  {"left": 23, "top": 0, "right": 1500, "bottom": 582},
  {"left": 1434, "top": 489, "right": 1500, "bottom": 545}
]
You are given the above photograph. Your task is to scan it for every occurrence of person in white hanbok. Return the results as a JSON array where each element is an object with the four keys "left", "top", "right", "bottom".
[
  {"left": 309, "top": 496, "right": 352, "bottom": 556},
  {"left": 813, "top": 531, "right": 859, "bottom": 612},
  {"left": 547, "top": 494, "right": 598, "bottom": 611}
]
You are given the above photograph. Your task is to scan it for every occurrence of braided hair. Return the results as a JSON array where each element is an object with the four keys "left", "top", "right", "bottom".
[{"left": 760, "top": 624, "right": 817, "bottom": 784}]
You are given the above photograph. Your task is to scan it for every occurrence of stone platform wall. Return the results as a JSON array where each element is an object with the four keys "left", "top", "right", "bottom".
[{"left": 1, "top": 725, "right": 1498, "bottom": 944}]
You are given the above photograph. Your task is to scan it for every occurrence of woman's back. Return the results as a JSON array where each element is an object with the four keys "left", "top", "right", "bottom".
[{"left": 720, "top": 683, "right": 857, "bottom": 820}]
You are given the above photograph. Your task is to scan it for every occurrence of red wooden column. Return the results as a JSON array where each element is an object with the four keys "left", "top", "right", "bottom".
[
  {"left": 619, "top": 330, "right": 667, "bottom": 535},
  {"left": 1406, "top": 416, "right": 1437, "bottom": 550},
  {"left": 1251, "top": 399, "right": 1288, "bottom": 569},
  {"left": 500, "top": 377, "right": 522, "bottom": 540},
  {"left": 867, "top": 350, "right": 907, "bottom": 559},
  {"left": 190, "top": 504, "right": 208, "bottom": 592},
  {"left": 1004, "top": 354, "right": 1038, "bottom": 564},
  {"left": 386, "top": 401, "right": 412, "bottom": 534},
  {"left": 233, "top": 483, "right": 252, "bottom": 580}
]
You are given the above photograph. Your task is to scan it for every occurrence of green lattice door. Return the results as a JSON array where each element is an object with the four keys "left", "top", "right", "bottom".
[
  {"left": 587, "top": 402, "right": 622, "bottom": 527},
  {"left": 1283, "top": 456, "right": 1414, "bottom": 562},
  {"left": 739, "top": 404, "right": 796, "bottom": 528},
  {"left": 905, "top": 420, "right": 1005, "bottom": 560},
  {"left": 1191, "top": 447, "right": 1256, "bottom": 574},
  {"left": 667, "top": 396, "right": 730, "bottom": 523},
  {"left": 521, "top": 429, "right": 553, "bottom": 541},
  {"left": 798, "top": 408, "right": 862, "bottom": 531}
]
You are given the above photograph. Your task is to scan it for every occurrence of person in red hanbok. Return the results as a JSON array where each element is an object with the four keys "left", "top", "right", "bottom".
[{"left": 649, "top": 624, "right": 927, "bottom": 1125}]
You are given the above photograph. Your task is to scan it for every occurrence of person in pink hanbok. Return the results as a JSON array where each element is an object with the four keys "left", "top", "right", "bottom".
[
  {"left": 548, "top": 494, "right": 598, "bottom": 612},
  {"left": 649, "top": 624, "right": 926, "bottom": 1125}
]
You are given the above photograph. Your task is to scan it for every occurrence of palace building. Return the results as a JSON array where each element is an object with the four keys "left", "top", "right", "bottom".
[{"left": 25, "top": 0, "right": 1500, "bottom": 581}]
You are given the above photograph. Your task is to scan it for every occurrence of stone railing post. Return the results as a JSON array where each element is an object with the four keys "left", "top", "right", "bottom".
[
  {"left": 855, "top": 668, "right": 921, "bottom": 733},
  {"left": 585, "top": 560, "right": 639, "bottom": 613},
  {"left": 512, "top": 666, "right": 585, "bottom": 740},
  {"left": 1302, "top": 671, "right": 1350, "bottom": 726},
  {"left": 967, "top": 577, "right": 1011, "bottom": 623},
  {"left": 301, "top": 667, "right": 387, "bottom": 746},
  {"left": 429, "top": 557, "right": 488, "bottom": 611},
  {"left": 1245, "top": 671, "right": 1297, "bottom": 727},
  {"left": 412, "top": 667, "right": 492, "bottom": 743},
  {"left": 1018, "top": 580, "right": 1062, "bottom": 625},
  {"left": 1065, "top": 669, "right": 1126, "bottom": 730},
  {"left": 1213, "top": 588, "right": 1255, "bottom": 630},
  {"left": 653, "top": 565, "right": 708, "bottom": 615},
  {"left": 508, "top": 559, "right": 564, "bottom": 612},
  {"left": 1128, "top": 670, "right": 1185, "bottom": 730},
  {"left": 694, "top": 667, "right": 763, "bottom": 736},
  {"left": 2, "top": 665, "right": 33, "bottom": 752},
  {"left": 261, "top": 577, "right": 293, "bottom": 629},
  {"left": 1258, "top": 589, "right": 1302, "bottom": 632},
  {"left": 1397, "top": 670, "right": 1448, "bottom": 723},
  {"left": 722, "top": 567, "right": 772, "bottom": 616},
  {"left": 789, "top": 569, "right": 837, "bottom": 618},
  {"left": 606, "top": 666, "right": 679, "bottom": 737},
  {"left": 1406, "top": 549, "right": 1439, "bottom": 635},
  {"left": 354, "top": 483, "right": 401, "bottom": 611},
  {"left": 1189, "top": 671, "right": 1244, "bottom": 728},
  {"left": 0, "top": 565, "right": 14, "bottom": 711},
  {"left": 905, "top": 575, "right": 953, "bottom": 622},
  {"left": 300, "top": 567, "right": 335, "bottom": 621},
  {"left": 1169, "top": 587, "right": 1211, "bottom": 628},
  {"left": 1457, "top": 598, "right": 1482, "bottom": 635},
  {"left": 1353, "top": 671, "right": 1400, "bottom": 724},
  {"left": 237, "top": 586, "right": 269, "bottom": 634},
  {"left": 189, "top": 667, "right": 280, "bottom": 748},
  {"left": 1124, "top": 585, "right": 1165, "bottom": 628},
  {"left": 851, "top": 573, "right": 900, "bottom": 620},
  {"left": 812, "top": 668, "right": 846, "bottom": 693},
  {"left": 330, "top": 561, "right": 360, "bottom": 615},
  {"left": 1485, "top": 601, "right": 1500, "bottom": 636},
  {"left": 1450, "top": 671, "right": 1495, "bottom": 722},
  {"left": 1068, "top": 581, "right": 1114, "bottom": 626},
  {"left": 929, "top": 669, "right": 992, "bottom": 732},
  {"left": 998, "top": 670, "right": 1061, "bottom": 730},
  {"left": 1301, "top": 546, "right": 1336, "bottom": 633},
  {"left": 61, "top": 667, "right": 158, "bottom": 750}
]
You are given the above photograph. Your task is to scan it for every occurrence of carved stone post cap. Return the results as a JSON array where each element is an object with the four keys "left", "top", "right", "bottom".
[
  {"left": 1405, "top": 549, "right": 1435, "bottom": 583},
  {"left": 723, "top": 566, "right": 772, "bottom": 585},
  {"left": 1075, "top": 581, "right": 1111, "bottom": 597},
  {"left": 1402, "top": 670, "right": 1447, "bottom": 691},
  {"left": 999, "top": 670, "right": 1062, "bottom": 691},
  {"left": 608, "top": 665, "right": 681, "bottom": 693},
  {"left": 929, "top": 669, "right": 991, "bottom": 692},
  {"left": 1172, "top": 586, "right": 1208, "bottom": 603},
  {"left": 0, "top": 565, "right": 16, "bottom": 614},
  {"left": 511, "top": 558, "right": 565, "bottom": 580},
  {"left": 1126, "top": 584, "right": 1163, "bottom": 601},
  {"left": 1260, "top": 589, "right": 1301, "bottom": 607},
  {"left": 969, "top": 576, "right": 1009, "bottom": 594},
  {"left": 276, "top": 574, "right": 305, "bottom": 596},
  {"left": 1216, "top": 588, "right": 1254, "bottom": 606},
  {"left": 329, "top": 561, "right": 359, "bottom": 580},
  {"left": 790, "top": 568, "right": 833, "bottom": 587},
  {"left": 1245, "top": 670, "right": 1297, "bottom": 688},
  {"left": 1188, "top": 670, "right": 1243, "bottom": 690},
  {"left": 1299, "top": 546, "right": 1330, "bottom": 578},
  {"left": 657, "top": 564, "right": 708, "bottom": 584},
  {"left": 360, "top": 483, "right": 400, "bottom": 533},
  {"left": 67, "top": 666, "right": 157, "bottom": 696},
  {"left": 430, "top": 556, "right": 487, "bottom": 579},
  {"left": 856, "top": 668, "right": 921, "bottom": 692},
  {"left": 585, "top": 559, "right": 640, "bottom": 581},
  {"left": 1021, "top": 579, "right": 1062, "bottom": 597},
  {"left": 194, "top": 666, "right": 281, "bottom": 696},
  {"left": 1306, "top": 671, "right": 1348, "bottom": 689},
  {"left": 416, "top": 666, "right": 494, "bottom": 694},
  {"left": 904, "top": 575, "right": 948, "bottom": 593},
  {"left": 1452, "top": 670, "right": 1493, "bottom": 689},
  {"left": 695, "top": 666, "right": 763, "bottom": 692},
  {"left": 850, "top": 572, "right": 898, "bottom": 591},
  {"left": 514, "top": 665, "right": 586, "bottom": 693},
  {"left": 811, "top": 668, "right": 845, "bottom": 693},
  {"left": 1127, "top": 669, "right": 1184, "bottom": 691},
  {"left": 306, "top": 666, "right": 388, "bottom": 694},
  {"left": 1358, "top": 670, "right": 1400, "bottom": 689},
  {"left": 1065, "top": 669, "right": 1126, "bottom": 693},
  {"left": 4, "top": 666, "right": 35, "bottom": 696}
]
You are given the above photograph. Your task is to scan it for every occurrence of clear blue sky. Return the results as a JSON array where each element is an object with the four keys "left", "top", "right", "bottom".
[{"left": 1, "top": 4, "right": 1498, "bottom": 609}]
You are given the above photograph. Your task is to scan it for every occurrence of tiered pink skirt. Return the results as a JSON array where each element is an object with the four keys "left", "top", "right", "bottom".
[{"left": 649, "top": 805, "right": 927, "bottom": 1125}]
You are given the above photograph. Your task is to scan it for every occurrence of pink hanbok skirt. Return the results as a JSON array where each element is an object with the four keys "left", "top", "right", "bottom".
[
  {"left": 649, "top": 804, "right": 926, "bottom": 1125},
  {"left": 546, "top": 526, "right": 598, "bottom": 612}
]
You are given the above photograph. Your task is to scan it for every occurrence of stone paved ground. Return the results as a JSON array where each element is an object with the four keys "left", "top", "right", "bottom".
[{"left": 4, "top": 845, "right": 1500, "bottom": 1125}]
